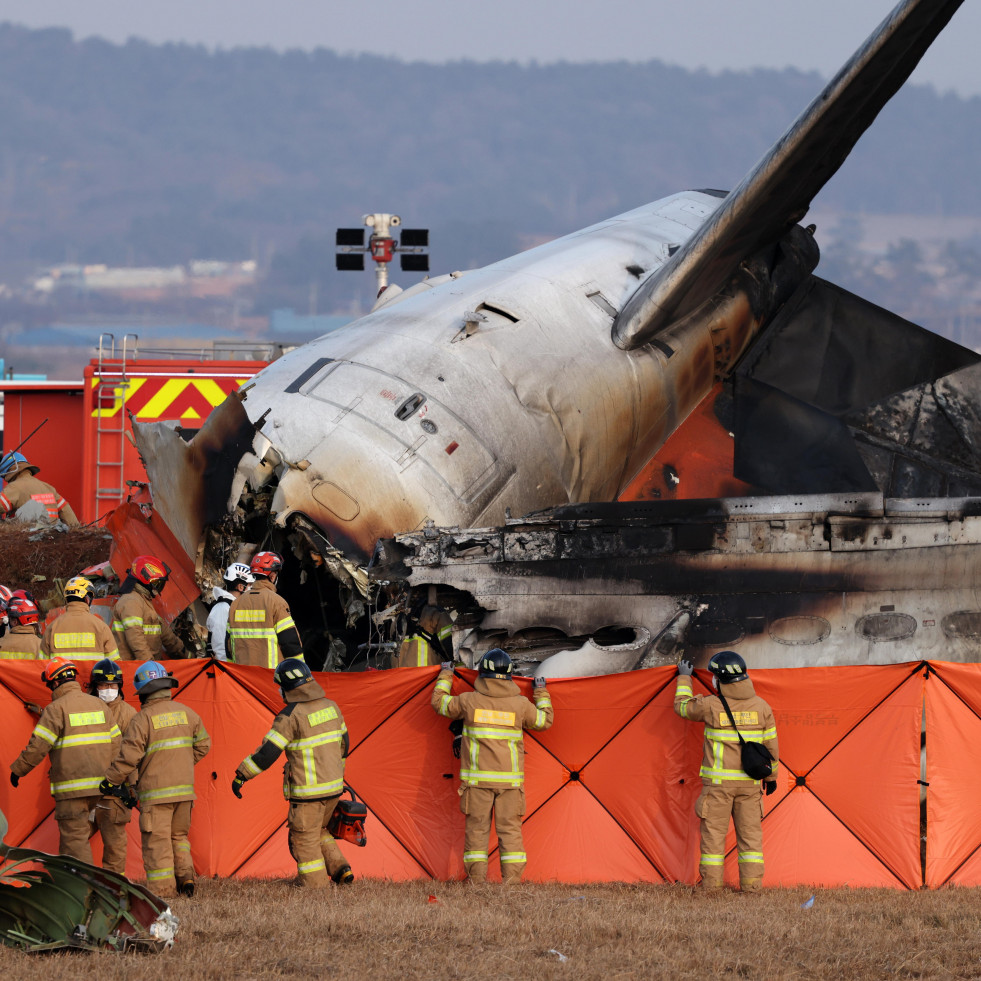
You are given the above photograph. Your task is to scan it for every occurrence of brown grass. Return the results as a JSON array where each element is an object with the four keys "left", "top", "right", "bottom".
[{"left": 2, "top": 880, "right": 981, "bottom": 980}]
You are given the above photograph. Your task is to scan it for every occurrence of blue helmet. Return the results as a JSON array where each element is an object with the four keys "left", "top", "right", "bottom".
[
  {"left": 133, "top": 660, "right": 178, "bottom": 698},
  {"left": 0, "top": 452, "right": 35, "bottom": 481}
]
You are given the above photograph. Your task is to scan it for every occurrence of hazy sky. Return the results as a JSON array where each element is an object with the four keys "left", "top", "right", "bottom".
[{"left": 2, "top": 0, "right": 980, "bottom": 95}]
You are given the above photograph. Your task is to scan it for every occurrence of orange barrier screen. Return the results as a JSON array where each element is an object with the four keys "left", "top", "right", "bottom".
[{"left": 0, "top": 659, "right": 959, "bottom": 888}]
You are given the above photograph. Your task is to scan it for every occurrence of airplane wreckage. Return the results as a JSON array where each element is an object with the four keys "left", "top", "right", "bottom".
[{"left": 131, "top": 0, "right": 981, "bottom": 677}]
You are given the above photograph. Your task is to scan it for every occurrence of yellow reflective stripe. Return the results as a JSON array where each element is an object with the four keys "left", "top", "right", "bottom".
[
  {"left": 59, "top": 652, "right": 116, "bottom": 660},
  {"left": 761, "top": 728, "right": 777, "bottom": 740},
  {"left": 460, "top": 769, "right": 523, "bottom": 784},
  {"left": 139, "top": 784, "right": 194, "bottom": 801},
  {"left": 228, "top": 628, "right": 275, "bottom": 638},
  {"left": 109, "top": 725, "right": 121, "bottom": 739},
  {"left": 435, "top": 677, "right": 452, "bottom": 693},
  {"left": 700, "top": 765, "right": 758, "bottom": 784},
  {"left": 705, "top": 728, "right": 767, "bottom": 742},
  {"left": 146, "top": 868, "right": 175, "bottom": 881},
  {"left": 500, "top": 852, "right": 526, "bottom": 863},
  {"left": 288, "top": 731, "right": 345, "bottom": 750},
  {"left": 146, "top": 737, "right": 193, "bottom": 754},
  {"left": 115, "top": 617, "right": 144, "bottom": 628},
  {"left": 291, "top": 778, "right": 344, "bottom": 798},
  {"left": 437, "top": 624, "right": 452, "bottom": 640},
  {"left": 738, "top": 852, "right": 764, "bottom": 864},
  {"left": 298, "top": 859, "right": 326, "bottom": 874},
  {"left": 463, "top": 851, "right": 488, "bottom": 863},
  {"left": 266, "top": 729, "right": 289, "bottom": 750},
  {"left": 274, "top": 616, "right": 295, "bottom": 632},
  {"left": 464, "top": 725, "right": 521, "bottom": 740},
  {"left": 143, "top": 625, "right": 162, "bottom": 635},
  {"left": 534, "top": 708, "right": 548, "bottom": 728},
  {"left": 240, "top": 757, "right": 262, "bottom": 778},
  {"left": 54, "top": 732, "right": 113, "bottom": 749},
  {"left": 232, "top": 610, "right": 266, "bottom": 622},
  {"left": 51, "top": 776, "right": 103, "bottom": 793},
  {"left": 404, "top": 636, "right": 427, "bottom": 666},
  {"left": 700, "top": 854, "right": 725, "bottom": 866},
  {"left": 33, "top": 725, "right": 58, "bottom": 745}
]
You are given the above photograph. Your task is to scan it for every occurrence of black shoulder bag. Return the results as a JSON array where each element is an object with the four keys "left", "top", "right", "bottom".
[{"left": 717, "top": 691, "right": 773, "bottom": 780}]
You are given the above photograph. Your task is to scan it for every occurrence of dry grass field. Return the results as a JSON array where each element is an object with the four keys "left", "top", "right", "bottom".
[{"left": 2, "top": 879, "right": 981, "bottom": 980}]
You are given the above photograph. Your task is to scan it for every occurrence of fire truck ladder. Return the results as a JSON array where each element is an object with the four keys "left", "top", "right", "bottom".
[{"left": 94, "top": 333, "right": 138, "bottom": 514}]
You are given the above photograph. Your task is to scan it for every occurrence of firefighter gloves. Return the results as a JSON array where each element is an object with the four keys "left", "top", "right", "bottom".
[
  {"left": 765, "top": 780, "right": 777, "bottom": 796},
  {"left": 9, "top": 772, "right": 18, "bottom": 788},
  {"left": 231, "top": 776, "right": 245, "bottom": 799},
  {"left": 533, "top": 677, "right": 547, "bottom": 689},
  {"left": 677, "top": 658, "right": 695, "bottom": 676}
]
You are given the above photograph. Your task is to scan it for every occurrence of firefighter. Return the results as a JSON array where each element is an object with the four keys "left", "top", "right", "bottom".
[
  {"left": 0, "top": 595, "right": 43, "bottom": 658},
  {"left": 102, "top": 660, "right": 210, "bottom": 899},
  {"left": 395, "top": 597, "right": 454, "bottom": 668},
  {"left": 9, "top": 657, "right": 121, "bottom": 864},
  {"left": 226, "top": 551, "right": 303, "bottom": 668},
  {"left": 0, "top": 452, "right": 79, "bottom": 526},
  {"left": 88, "top": 658, "right": 136, "bottom": 874},
  {"left": 231, "top": 657, "right": 354, "bottom": 887},
  {"left": 111, "top": 555, "right": 186, "bottom": 660},
  {"left": 205, "top": 562, "right": 254, "bottom": 661},
  {"left": 41, "top": 576, "right": 119, "bottom": 663},
  {"left": 674, "top": 651, "right": 779, "bottom": 892},
  {"left": 432, "top": 649, "right": 553, "bottom": 884}
]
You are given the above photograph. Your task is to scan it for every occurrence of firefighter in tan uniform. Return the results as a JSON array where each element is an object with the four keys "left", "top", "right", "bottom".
[
  {"left": 432, "top": 648, "right": 553, "bottom": 884},
  {"left": 111, "top": 555, "right": 186, "bottom": 661},
  {"left": 102, "top": 660, "right": 210, "bottom": 898},
  {"left": 42, "top": 576, "right": 119, "bottom": 663},
  {"left": 0, "top": 452, "right": 79, "bottom": 526},
  {"left": 8, "top": 657, "right": 121, "bottom": 864},
  {"left": 675, "top": 650, "right": 779, "bottom": 892},
  {"left": 227, "top": 551, "right": 303, "bottom": 668},
  {"left": 0, "top": 595, "right": 43, "bottom": 657},
  {"left": 396, "top": 600, "right": 454, "bottom": 668},
  {"left": 232, "top": 658, "right": 353, "bottom": 886},
  {"left": 89, "top": 658, "right": 137, "bottom": 874}
]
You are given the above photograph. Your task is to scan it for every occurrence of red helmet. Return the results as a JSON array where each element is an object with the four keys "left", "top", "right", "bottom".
[
  {"left": 130, "top": 555, "right": 171, "bottom": 590},
  {"left": 250, "top": 551, "right": 283, "bottom": 577},
  {"left": 41, "top": 656, "right": 77, "bottom": 688},
  {"left": 7, "top": 596, "right": 40, "bottom": 625}
]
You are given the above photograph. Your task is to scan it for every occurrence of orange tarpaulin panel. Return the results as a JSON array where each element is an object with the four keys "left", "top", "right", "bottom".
[
  {"left": 739, "top": 663, "right": 923, "bottom": 889},
  {"left": 925, "top": 661, "right": 981, "bottom": 886},
  {"left": 0, "top": 657, "right": 944, "bottom": 888}
]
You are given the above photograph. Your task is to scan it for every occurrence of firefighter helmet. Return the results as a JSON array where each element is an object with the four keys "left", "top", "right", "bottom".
[
  {"left": 249, "top": 551, "right": 283, "bottom": 577},
  {"left": 64, "top": 576, "right": 95, "bottom": 603},
  {"left": 478, "top": 648, "right": 513, "bottom": 680},
  {"left": 130, "top": 555, "right": 171, "bottom": 592},
  {"left": 133, "top": 660, "right": 178, "bottom": 698},
  {"left": 223, "top": 562, "right": 255, "bottom": 587},
  {"left": 0, "top": 584, "right": 11, "bottom": 612},
  {"left": 41, "top": 656, "right": 77, "bottom": 688},
  {"left": 273, "top": 658, "right": 312, "bottom": 692},
  {"left": 89, "top": 657, "right": 124, "bottom": 690},
  {"left": 7, "top": 595, "right": 40, "bottom": 625},
  {"left": 0, "top": 452, "right": 37, "bottom": 480},
  {"left": 707, "top": 650, "right": 749, "bottom": 684}
]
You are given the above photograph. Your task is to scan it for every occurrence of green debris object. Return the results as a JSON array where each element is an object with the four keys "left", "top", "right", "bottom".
[{"left": 0, "top": 807, "right": 178, "bottom": 952}]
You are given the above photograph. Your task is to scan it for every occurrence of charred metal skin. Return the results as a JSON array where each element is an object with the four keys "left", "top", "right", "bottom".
[
  {"left": 131, "top": 0, "right": 978, "bottom": 671},
  {"left": 377, "top": 494, "right": 981, "bottom": 674}
]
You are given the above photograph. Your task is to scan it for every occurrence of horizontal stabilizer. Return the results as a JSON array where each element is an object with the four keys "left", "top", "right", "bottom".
[{"left": 613, "top": 0, "right": 966, "bottom": 350}]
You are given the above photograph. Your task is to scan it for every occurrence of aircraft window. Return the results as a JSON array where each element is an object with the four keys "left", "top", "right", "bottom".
[
  {"left": 395, "top": 393, "right": 426, "bottom": 421},
  {"left": 769, "top": 616, "right": 831, "bottom": 646},
  {"left": 687, "top": 618, "right": 744, "bottom": 648},
  {"left": 476, "top": 302, "right": 519, "bottom": 323},
  {"left": 286, "top": 357, "right": 334, "bottom": 394},
  {"left": 587, "top": 291, "right": 618, "bottom": 318},
  {"left": 855, "top": 612, "right": 916, "bottom": 642},
  {"left": 941, "top": 611, "right": 981, "bottom": 640}
]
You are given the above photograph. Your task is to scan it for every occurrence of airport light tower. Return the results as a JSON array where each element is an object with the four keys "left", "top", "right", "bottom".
[{"left": 335, "top": 214, "right": 429, "bottom": 295}]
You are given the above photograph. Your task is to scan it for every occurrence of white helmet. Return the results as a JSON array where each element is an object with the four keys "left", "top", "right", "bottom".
[{"left": 223, "top": 562, "right": 255, "bottom": 587}]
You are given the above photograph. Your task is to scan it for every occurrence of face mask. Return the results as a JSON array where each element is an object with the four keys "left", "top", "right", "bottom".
[{"left": 98, "top": 688, "right": 119, "bottom": 702}]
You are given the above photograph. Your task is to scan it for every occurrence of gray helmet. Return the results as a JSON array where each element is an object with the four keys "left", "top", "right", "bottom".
[
  {"left": 478, "top": 648, "right": 512, "bottom": 680},
  {"left": 707, "top": 650, "right": 748, "bottom": 684}
]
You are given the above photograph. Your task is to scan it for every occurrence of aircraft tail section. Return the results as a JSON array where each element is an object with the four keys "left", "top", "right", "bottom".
[{"left": 613, "top": 0, "right": 966, "bottom": 350}]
